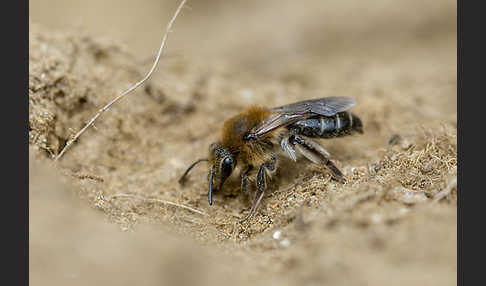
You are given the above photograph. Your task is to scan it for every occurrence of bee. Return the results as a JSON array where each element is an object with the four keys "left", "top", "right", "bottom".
[{"left": 179, "top": 97, "right": 363, "bottom": 222}]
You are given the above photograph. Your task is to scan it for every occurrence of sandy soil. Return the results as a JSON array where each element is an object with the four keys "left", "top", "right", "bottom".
[{"left": 29, "top": 1, "right": 457, "bottom": 285}]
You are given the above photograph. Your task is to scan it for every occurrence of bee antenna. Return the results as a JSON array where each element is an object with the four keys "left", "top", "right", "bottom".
[
  {"left": 208, "top": 167, "right": 215, "bottom": 205},
  {"left": 178, "top": 158, "right": 209, "bottom": 185}
]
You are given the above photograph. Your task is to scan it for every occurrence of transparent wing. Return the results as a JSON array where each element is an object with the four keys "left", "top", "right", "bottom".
[
  {"left": 246, "top": 113, "right": 304, "bottom": 139},
  {"left": 247, "top": 97, "right": 356, "bottom": 139},
  {"left": 271, "top": 96, "right": 356, "bottom": 116}
]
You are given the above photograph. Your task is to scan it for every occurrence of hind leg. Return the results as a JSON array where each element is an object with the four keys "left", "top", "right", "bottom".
[{"left": 290, "top": 134, "right": 345, "bottom": 182}]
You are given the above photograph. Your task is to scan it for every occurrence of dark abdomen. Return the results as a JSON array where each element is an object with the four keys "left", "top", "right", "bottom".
[{"left": 288, "top": 112, "right": 363, "bottom": 138}]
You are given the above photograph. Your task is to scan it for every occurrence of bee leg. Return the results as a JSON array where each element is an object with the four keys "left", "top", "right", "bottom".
[
  {"left": 280, "top": 136, "right": 297, "bottom": 161},
  {"left": 241, "top": 165, "right": 254, "bottom": 195},
  {"left": 323, "top": 159, "right": 345, "bottom": 183},
  {"left": 291, "top": 135, "right": 345, "bottom": 183},
  {"left": 240, "top": 157, "right": 276, "bottom": 223}
]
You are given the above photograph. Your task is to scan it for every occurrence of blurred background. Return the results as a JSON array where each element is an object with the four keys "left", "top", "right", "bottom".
[{"left": 30, "top": 0, "right": 456, "bottom": 69}]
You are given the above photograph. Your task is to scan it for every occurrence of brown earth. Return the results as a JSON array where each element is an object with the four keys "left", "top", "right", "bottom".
[{"left": 29, "top": 1, "right": 457, "bottom": 285}]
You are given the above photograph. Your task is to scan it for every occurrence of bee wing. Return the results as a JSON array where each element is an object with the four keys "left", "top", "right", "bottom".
[
  {"left": 271, "top": 96, "right": 356, "bottom": 116},
  {"left": 247, "top": 97, "right": 356, "bottom": 139},
  {"left": 248, "top": 112, "right": 305, "bottom": 139}
]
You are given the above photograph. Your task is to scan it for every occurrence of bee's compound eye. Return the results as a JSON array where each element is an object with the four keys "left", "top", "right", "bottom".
[
  {"left": 221, "top": 156, "right": 233, "bottom": 178},
  {"left": 223, "top": 157, "right": 231, "bottom": 165}
]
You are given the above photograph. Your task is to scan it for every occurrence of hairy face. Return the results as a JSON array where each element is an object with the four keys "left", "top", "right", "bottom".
[{"left": 207, "top": 142, "right": 237, "bottom": 205}]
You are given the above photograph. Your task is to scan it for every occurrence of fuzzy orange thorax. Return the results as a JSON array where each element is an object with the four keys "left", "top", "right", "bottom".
[{"left": 220, "top": 106, "right": 271, "bottom": 153}]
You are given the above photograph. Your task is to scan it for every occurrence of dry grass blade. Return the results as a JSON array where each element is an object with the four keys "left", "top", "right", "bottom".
[
  {"left": 54, "top": 0, "right": 188, "bottom": 161},
  {"left": 110, "top": 193, "right": 208, "bottom": 216}
]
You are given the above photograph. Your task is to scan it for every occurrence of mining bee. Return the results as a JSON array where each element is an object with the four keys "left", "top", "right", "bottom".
[{"left": 179, "top": 97, "right": 363, "bottom": 222}]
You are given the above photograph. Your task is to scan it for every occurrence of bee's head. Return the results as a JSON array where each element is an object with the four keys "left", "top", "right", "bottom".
[{"left": 207, "top": 142, "right": 237, "bottom": 205}]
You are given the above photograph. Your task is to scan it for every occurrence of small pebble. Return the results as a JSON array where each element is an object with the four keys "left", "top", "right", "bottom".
[
  {"left": 280, "top": 239, "right": 291, "bottom": 247},
  {"left": 273, "top": 230, "right": 282, "bottom": 240}
]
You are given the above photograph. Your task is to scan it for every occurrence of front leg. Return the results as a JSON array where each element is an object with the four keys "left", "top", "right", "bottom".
[
  {"left": 241, "top": 165, "right": 253, "bottom": 195},
  {"left": 240, "top": 156, "right": 276, "bottom": 223}
]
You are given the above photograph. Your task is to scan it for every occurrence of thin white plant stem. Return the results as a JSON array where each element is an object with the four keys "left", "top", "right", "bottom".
[{"left": 55, "top": 0, "right": 188, "bottom": 161}]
